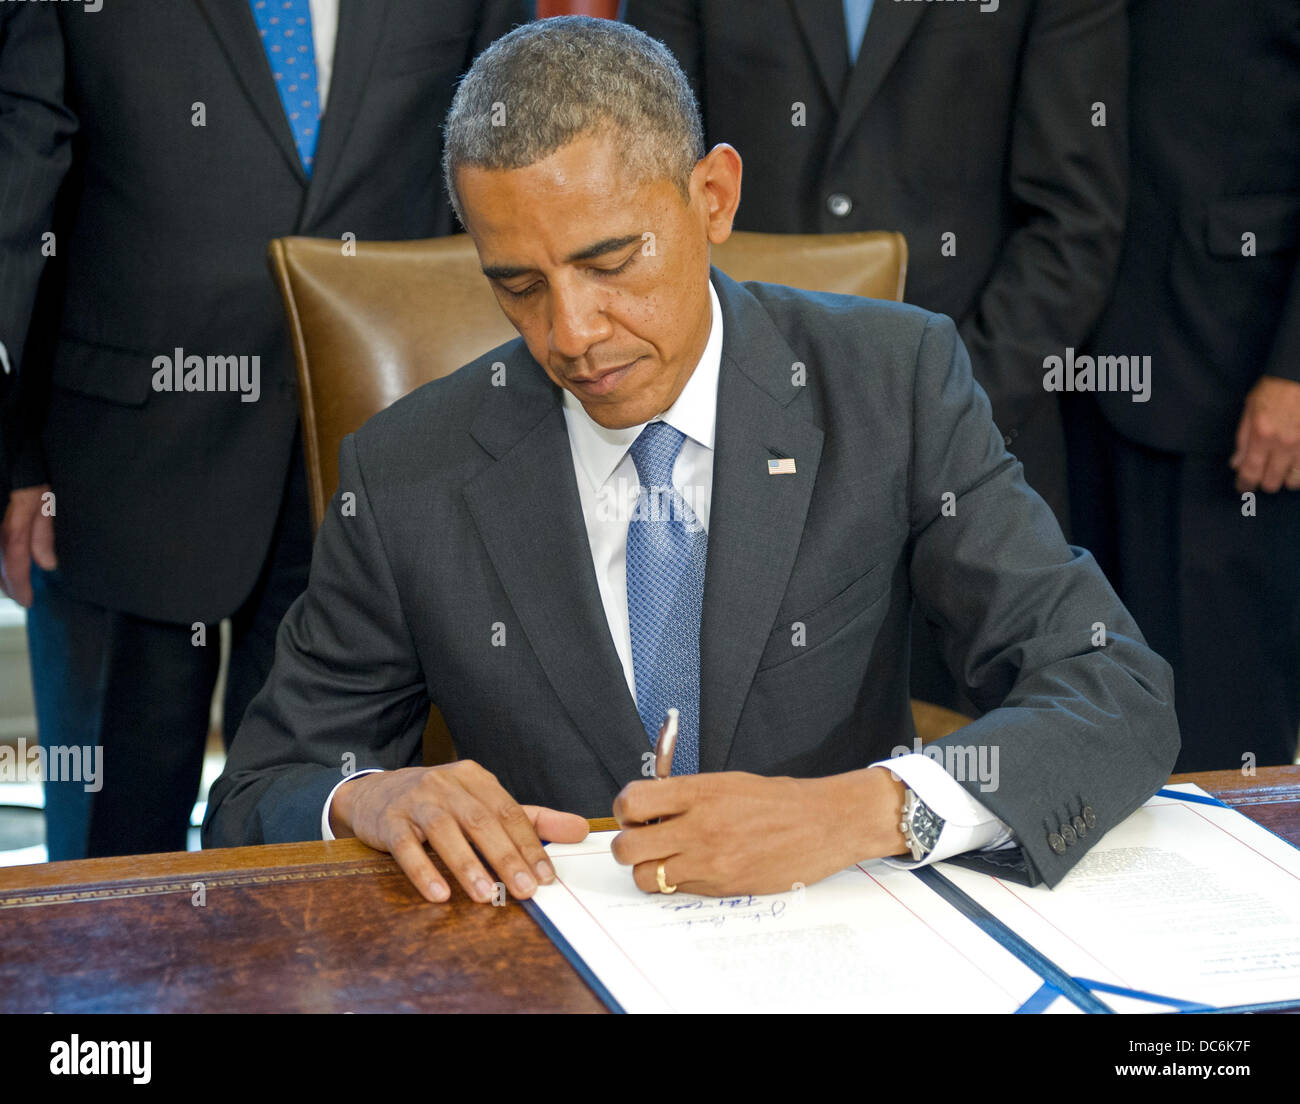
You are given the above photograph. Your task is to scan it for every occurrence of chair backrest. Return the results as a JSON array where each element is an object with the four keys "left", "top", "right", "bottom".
[
  {"left": 268, "top": 229, "right": 921, "bottom": 765},
  {"left": 268, "top": 230, "right": 907, "bottom": 528}
]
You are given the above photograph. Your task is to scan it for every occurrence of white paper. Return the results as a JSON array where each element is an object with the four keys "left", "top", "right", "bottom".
[{"left": 533, "top": 832, "right": 1043, "bottom": 1013}]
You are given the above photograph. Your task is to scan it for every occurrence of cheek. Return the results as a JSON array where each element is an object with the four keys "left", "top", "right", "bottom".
[
  {"left": 638, "top": 289, "right": 693, "bottom": 368},
  {"left": 615, "top": 282, "right": 671, "bottom": 349}
]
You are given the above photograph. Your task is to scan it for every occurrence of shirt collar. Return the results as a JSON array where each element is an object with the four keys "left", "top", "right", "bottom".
[{"left": 562, "top": 279, "right": 722, "bottom": 489}]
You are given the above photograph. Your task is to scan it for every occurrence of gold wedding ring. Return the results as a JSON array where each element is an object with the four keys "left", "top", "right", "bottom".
[{"left": 656, "top": 861, "right": 677, "bottom": 894}]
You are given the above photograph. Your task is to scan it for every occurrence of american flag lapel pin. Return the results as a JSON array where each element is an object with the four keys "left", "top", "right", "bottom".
[{"left": 767, "top": 457, "right": 797, "bottom": 475}]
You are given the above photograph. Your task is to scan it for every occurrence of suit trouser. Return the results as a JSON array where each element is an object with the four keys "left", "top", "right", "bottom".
[
  {"left": 1065, "top": 395, "right": 1300, "bottom": 773},
  {"left": 27, "top": 435, "right": 312, "bottom": 860}
]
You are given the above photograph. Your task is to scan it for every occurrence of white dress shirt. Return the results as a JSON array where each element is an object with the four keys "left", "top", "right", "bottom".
[
  {"left": 325, "top": 279, "right": 1016, "bottom": 869},
  {"left": 306, "top": 0, "right": 338, "bottom": 112}
]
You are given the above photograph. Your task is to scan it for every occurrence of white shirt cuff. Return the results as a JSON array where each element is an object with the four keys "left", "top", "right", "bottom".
[
  {"left": 321, "top": 768, "right": 384, "bottom": 840},
  {"left": 869, "top": 753, "right": 1016, "bottom": 870}
]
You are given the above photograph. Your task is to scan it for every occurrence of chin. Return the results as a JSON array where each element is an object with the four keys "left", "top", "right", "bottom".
[{"left": 583, "top": 401, "right": 647, "bottom": 430}]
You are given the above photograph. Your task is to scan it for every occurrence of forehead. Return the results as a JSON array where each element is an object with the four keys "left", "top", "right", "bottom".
[{"left": 457, "top": 132, "right": 681, "bottom": 258}]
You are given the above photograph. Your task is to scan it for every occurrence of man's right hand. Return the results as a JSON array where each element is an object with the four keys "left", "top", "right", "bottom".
[
  {"left": 1, "top": 483, "right": 56, "bottom": 607},
  {"left": 329, "top": 761, "right": 589, "bottom": 904}
]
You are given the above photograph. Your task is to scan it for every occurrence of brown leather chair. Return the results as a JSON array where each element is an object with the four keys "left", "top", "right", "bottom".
[
  {"left": 265, "top": 229, "right": 957, "bottom": 764},
  {"left": 910, "top": 699, "right": 969, "bottom": 743},
  {"left": 268, "top": 230, "right": 907, "bottom": 528}
]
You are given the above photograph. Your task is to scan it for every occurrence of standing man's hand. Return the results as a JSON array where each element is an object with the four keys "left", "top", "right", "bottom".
[
  {"left": 1, "top": 483, "right": 56, "bottom": 606},
  {"left": 1231, "top": 375, "right": 1300, "bottom": 493},
  {"left": 329, "top": 761, "right": 588, "bottom": 904},
  {"left": 609, "top": 767, "right": 909, "bottom": 896}
]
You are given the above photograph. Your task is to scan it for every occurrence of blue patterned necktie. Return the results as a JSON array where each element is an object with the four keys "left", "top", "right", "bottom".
[
  {"left": 626, "top": 422, "right": 707, "bottom": 775},
  {"left": 249, "top": 0, "right": 321, "bottom": 175}
]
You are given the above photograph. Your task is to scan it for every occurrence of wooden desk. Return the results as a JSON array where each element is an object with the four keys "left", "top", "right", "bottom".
[{"left": 1, "top": 768, "right": 1297, "bottom": 1013}]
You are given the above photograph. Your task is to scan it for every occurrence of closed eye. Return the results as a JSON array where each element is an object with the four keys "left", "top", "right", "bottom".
[
  {"left": 592, "top": 252, "right": 637, "bottom": 278},
  {"left": 499, "top": 251, "right": 638, "bottom": 300}
]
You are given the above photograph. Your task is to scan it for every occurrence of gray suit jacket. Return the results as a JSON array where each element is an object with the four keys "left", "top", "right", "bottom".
[{"left": 203, "top": 268, "right": 1179, "bottom": 888}]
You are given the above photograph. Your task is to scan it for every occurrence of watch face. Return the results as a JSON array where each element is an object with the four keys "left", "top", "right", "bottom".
[{"left": 912, "top": 800, "right": 945, "bottom": 851}]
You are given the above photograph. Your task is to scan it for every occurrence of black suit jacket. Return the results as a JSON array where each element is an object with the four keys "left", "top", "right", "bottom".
[
  {"left": 1089, "top": 0, "right": 1300, "bottom": 454},
  {"left": 624, "top": 0, "right": 1130, "bottom": 525},
  {"left": 14, "top": 0, "right": 526, "bottom": 623},
  {"left": 204, "top": 269, "right": 1179, "bottom": 890},
  {"left": 0, "top": 4, "right": 75, "bottom": 505}
]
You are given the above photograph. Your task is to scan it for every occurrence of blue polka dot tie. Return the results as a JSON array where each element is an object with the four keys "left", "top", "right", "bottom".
[
  {"left": 626, "top": 422, "right": 707, "bottom": 775},
  {"left": 249, "top": 0, "right": 321, "bottom": 175}
]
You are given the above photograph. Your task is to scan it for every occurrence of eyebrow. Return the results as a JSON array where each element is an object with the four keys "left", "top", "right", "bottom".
[{"left": 480, "top": 234, "right": 643, "bottom": 281}]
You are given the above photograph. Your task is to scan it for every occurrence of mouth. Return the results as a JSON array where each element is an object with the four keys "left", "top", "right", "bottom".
[{"left": 568, "top": 357, "right": 643, "bottom": 398}]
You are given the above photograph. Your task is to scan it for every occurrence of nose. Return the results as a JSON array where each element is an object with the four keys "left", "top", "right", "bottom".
[{"left": 548, "top": 275, "right": 614, "bottom": 363}]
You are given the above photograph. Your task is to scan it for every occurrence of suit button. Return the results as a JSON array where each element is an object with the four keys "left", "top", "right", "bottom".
[
  {"left": 827, "top": 192, "right": 853, "bottom": 218},
  {"left": 1082, "top": 806, "right": 1097, "bottom": 828},
  {"left": 1048, "top": 832, "right": 1066, "bottom": 854},
  {"left": 1002, "top": 428, "right": 1019, "bottom": 446},
  {"left": 1061, "top": 824, "right": 1077, "bottom": 846},
  {"left": 1072, "top": 815, "right": 1087, "bottom": 836}
]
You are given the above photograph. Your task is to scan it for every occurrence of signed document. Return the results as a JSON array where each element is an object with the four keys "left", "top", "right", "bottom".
[
  {"left": 528, "top": 833, "right": 1044, "bottom": 1013},
  {"left": 940, "top": 784, "right": 1300, "bottom": 1014},
  {"left": 528, "top": 786, "right": 1300, "bottom": 1014}
]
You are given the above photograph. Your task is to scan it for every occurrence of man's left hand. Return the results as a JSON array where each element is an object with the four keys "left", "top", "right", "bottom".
[
  {"left": 1231, "top": 375, "right": 1300, "bottom": 493},
  {"left": 610, "top": 767, "right": 909, "bottom": 896}
]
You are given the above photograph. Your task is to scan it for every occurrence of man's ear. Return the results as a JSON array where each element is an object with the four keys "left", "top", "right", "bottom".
[{"left": 696, "top": 143, "right": 742, "bottom": 246}]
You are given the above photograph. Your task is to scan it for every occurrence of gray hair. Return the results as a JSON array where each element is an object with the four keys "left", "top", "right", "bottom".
[{"left": 441, "top": 16, "right": 706, "bottom": 228}]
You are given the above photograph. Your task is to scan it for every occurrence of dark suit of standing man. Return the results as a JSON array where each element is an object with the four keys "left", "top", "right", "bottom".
[
  {"left": 0, "top": 4, "right": 75, "bottom": 513},
  {"left": 623, "top": 0, "right": 1129, "bottom": 716},
  {"left": 1068, "top": 0, "right": 1300, "bottom": 772},
  {"left": 0, "top": 0, "right": 528, "bottom": 860},
  {"left": 622, "top": 0, "right": 1128, "bottom": 531}
]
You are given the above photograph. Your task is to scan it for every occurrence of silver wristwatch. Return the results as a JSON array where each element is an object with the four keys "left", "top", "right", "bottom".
[{"left": 899, "top": 787, "right": 946, "bottom": 861}]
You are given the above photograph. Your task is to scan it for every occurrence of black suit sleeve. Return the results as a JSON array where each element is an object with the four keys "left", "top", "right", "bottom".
[
  {"left": 202, "top": 433, "right": 431, "bottom": 847},
  {"left": 907, "top": 313, "right": 1179, "bottom": 887},
  {"left": 1263, "top": 256, "right": 1300, "bottom": 385},
  {"left": 955, "top": 0, "right": 1128, "bottom": 432},
  {"left": 0, "top": 4, "right": 75, "bottom": 492}
]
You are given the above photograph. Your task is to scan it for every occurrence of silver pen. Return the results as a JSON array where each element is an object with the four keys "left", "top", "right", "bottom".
[{"left": 654, "top": 708, "right": 679, "bottom": 780}]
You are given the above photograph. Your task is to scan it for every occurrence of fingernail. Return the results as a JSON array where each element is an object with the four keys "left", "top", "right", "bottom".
[
  {"left": 429, "top": 882, "right": 449, "bottom": 902},
  {"left": 536, "top": 860, "right": 555, "bottom": 883},
  {"left": 514, "top": 870, "right": 536, "bottom": 895},
  {"left": 474, "top": 877, "right": 493, "bottom": 901}
]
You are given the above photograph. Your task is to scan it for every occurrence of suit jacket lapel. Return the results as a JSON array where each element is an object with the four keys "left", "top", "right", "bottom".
[
  {"left": 789, "top": 0, "right": 852, "bottom": 109},
  {"left": 299, "top": 0, "right": 391, "bottom": 226},
  {"left": 194, "top": 0, "right": 307, "bottom": 187},
  {"left": 462, "top": 345, "right": 649, "bottom": 791},
  {"left": 700, "top": 270, "right": 824, "bottom": 773},
  {"left": 828, "top": 1, "right": 926, "bottom": 165}
]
